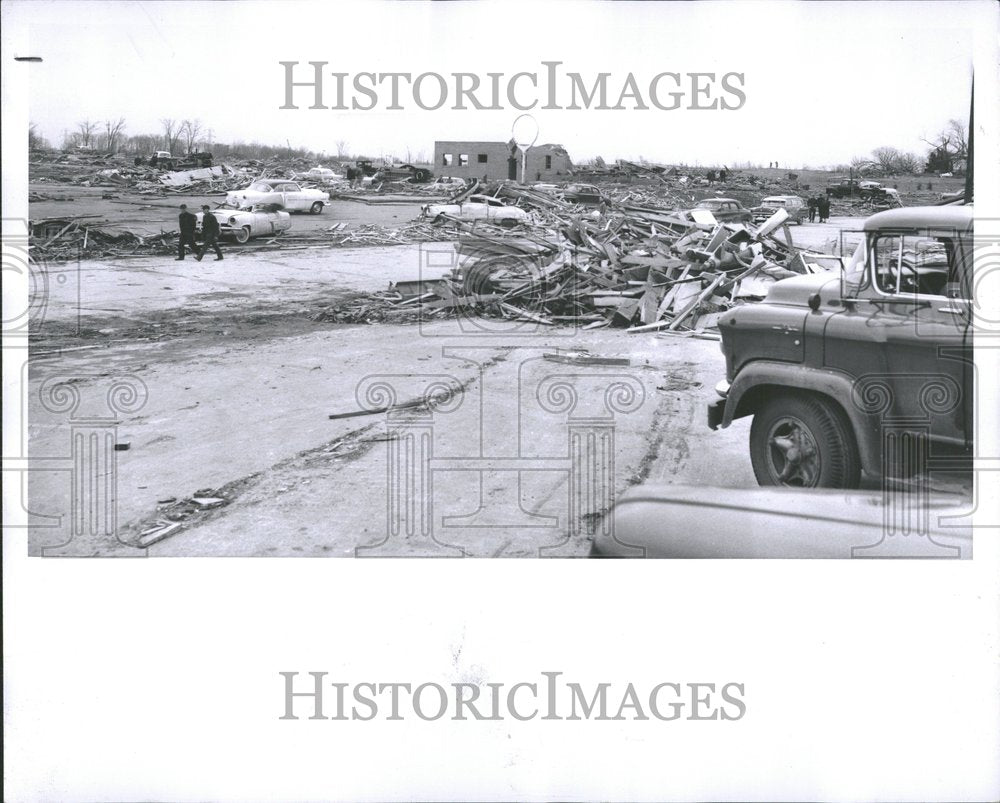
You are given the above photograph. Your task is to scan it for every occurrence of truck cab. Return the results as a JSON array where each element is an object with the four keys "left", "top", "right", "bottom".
[{"left": 708, "top": 205, "right": 973, "bottom": 488}]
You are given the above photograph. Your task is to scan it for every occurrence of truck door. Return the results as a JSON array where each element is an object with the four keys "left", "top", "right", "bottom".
[{"left": 825, "top": 231, "right": 971, "bottom": 449}]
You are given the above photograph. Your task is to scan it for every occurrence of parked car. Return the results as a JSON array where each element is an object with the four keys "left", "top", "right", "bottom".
[
  {"left": 692, "top": 197, "right": 753, "bottom": 223},
  {"left": 422, "top": 194, "right": 530, "bottom": 227},
  {"left": 751, "top": 195, "right": 807, "bottom": 225},
  {"left": 296, "top": 166, "right": 345, "bottom": 184},
  {"left": 226, "top": 180, "right": 329, "bottom": 214},
  {"left": 589, "top": 485, "right": 971, "bottom": 558},
  {"left": 196, "top": 206, "right": 291, "bottom": 243},
  {"left": 430, "top": 176, "right": 468, "bottom": 189},
  {"left": 560, "top": 183, "right": 609, "bottom": 206},
  {"left": 826, "top": 178, "right": 863, "bottom": 198},
  {"left": 708, "top": 204, "right": 973, "bottom": 489}
]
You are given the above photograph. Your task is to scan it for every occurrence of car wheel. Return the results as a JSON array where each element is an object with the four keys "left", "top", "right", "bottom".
[
  {"left": 310, "top": 201, "right": 324, "bottom": 214},
  {"left": 234, "top": 226, "right": 251, "bottom": 244},
  {"left": 498, "top": 218, "right": 518, "bottom": 229},
  {"left": 750, "top": 393, "right": 861, "bottom": 489}
]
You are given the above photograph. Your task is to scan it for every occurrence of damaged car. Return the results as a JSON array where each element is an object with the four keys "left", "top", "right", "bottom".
[
  {"left": 691, "top": 197, "right": 753, "bottom": 224},
  {"left": 422, "top": 194, "right": 531, "bottom": 228},
  {"left": 751, "top": 195, "right": 807, "bottom": 225},
  {"left": 226, "top": 180, "right": 329, "bottom": 214},
  {"left": 196, "top": 206, "right": 291, "bottom": 243}
]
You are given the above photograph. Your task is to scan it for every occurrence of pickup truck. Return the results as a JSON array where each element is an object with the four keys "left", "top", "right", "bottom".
[{"left": 708, "top": 204, "right": 973, "bottom": 488}]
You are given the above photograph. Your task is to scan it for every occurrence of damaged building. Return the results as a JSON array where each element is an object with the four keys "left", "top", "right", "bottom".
[{"left": 434, "top": 140, "right": 572, "bottom": 182}]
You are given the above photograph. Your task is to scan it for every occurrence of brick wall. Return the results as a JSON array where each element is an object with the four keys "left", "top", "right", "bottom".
[
  {"left": 433, "top": 141, "right": 516, "bottom": 181},
  {"left": 433, "top": 141, "right": 574, "bottom": 183}
]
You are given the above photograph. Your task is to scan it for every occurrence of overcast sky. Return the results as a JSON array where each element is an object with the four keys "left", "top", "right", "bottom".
[{"left": 8, "top": 0, "right": 980, "bottom": 167}]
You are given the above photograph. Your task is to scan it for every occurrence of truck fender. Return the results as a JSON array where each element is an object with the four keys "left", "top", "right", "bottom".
[{"left": 721, "top": 361, "right": 881, "bottom": 477}]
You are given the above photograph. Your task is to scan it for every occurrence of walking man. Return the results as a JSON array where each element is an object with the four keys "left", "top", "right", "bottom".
[
  {"left": 808, "top": 196, "right": 817, "bottom": 223},
  {"left": 818, "top": 196, "right": 830, "bottom": 223},
  {"left": 176, "top": 204, "right": 198, "bottom": 260},
  {"left": 196, "top": 205, "right": 223, "bottom": 261}
]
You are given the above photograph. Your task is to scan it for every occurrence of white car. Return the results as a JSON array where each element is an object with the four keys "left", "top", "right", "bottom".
[
  {"left": 196, "top": 207, "right": 291, "bottom": 243},
  {"left": 226, "top": 180, "right": 329, "bottom": 214},
  {"left": 421, "top": 194, "right": 530, "bottom": 227},
  {"left": 430, "top": 176, "right": 468, "bottom": 189},
  {"left": 295, "top": 166, "right": 346, "bottom": 184}
]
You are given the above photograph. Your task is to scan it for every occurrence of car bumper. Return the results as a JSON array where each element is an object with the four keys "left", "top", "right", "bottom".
[{"left": 707, "top": 379, "right": 730, "bottom": 431}]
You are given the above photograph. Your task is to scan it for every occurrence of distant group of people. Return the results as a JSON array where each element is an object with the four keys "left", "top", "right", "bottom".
[
  {"left": 176, "top": 204, "right": 223, "bottom": 261},
  {"left": 706, "top": 168, "right": 728, "bottom": 184},
  {"left": 808, "top": 195, "right": 831, "bottom": 223}
]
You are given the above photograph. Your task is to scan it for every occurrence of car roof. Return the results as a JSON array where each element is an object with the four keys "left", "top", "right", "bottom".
[
  {"left": 762, "top": 195, "right": 800, "bottom": 202},
  {"left": 863, "top": 205, "right": 973, "bottom": 232},
  {"left": 700, "top": 197, "right": 737, "bottom": 203}
]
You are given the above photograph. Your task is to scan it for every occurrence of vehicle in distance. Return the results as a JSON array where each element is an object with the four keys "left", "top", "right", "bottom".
[
  {"left": 708, "top": 204, "right": 973, "bottom": 489},
  {"left": 196, "top": 206, "right": 291, "bottom": 243},
  {"left": 751, "top": 195, "right": 807, "bottom": 225},
  {"left": 422, "top": 194, "right": 530, "bottom": 227},
  {"left": 560, "top": 183, "right": 609, "bottom": 206},
  {"left": 430, "top": 176, "right": 468, "bottom": 189},
  {"left": 226, "top": 180, "right": 329, "bottom": 214},
  {"left": 296, "top": 166, "right": 345, "bottom": 184},
  {"left": 692, "top": 197, "right": 753, "bottom": 223}
]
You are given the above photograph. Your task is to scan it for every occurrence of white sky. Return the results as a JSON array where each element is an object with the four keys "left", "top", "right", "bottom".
[{"left": 8, "top": 0, "right": 980, "bottom": 167}]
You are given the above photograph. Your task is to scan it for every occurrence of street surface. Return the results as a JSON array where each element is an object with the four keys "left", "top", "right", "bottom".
[{"left": 25, "top": 217, "right": 898, "bottom": 557}]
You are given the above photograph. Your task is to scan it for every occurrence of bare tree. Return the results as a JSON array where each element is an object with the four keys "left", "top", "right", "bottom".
[
  {"left": 76, "top": 119, "right": 97, "bottom": 147},
  {"left": 920, "top": 118, "right": 968, "bottom": 167},
  {"left": 894, "top": 151, "right": 922, "bottom": 173},
  {"left": 28, "top": 123, "right": 51, "bottom": 150},
  {"left": 104, "top": 117, "right": 127, "bottom": 152},
  {"left": 160, "top": 118, "right": 181, "bottom": 154},
  {"left": 871, "top": 146, "right": 903, "bottom": 174},
  {"left": 945, "top": 119, "right": 968, "bottom": 159},
  {"left": 335, "top": 140, "right": 349, "bottom": 159},
  {"left": 180, "top": 119, "right": 202, "bottom": 154}
]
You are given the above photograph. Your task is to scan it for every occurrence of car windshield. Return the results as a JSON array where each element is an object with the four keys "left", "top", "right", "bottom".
[
  {"left": 697, "top": 200, "right": 722, "bottom": 208},
  {"left": 249, "top": 182, "right": 274, "bottom": 191}
]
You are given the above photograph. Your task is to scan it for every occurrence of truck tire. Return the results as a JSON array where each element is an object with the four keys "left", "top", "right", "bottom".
[
  {"left": 235, "top": 226, "right": 251, "bottom": 244},
  {"left": 310, "top": 201, "right": 324, "bottom": 214},
  {"left": 412, "top": 168, "right": 431, "bottom": 182},
  {"left": 749, "top": 393, "right": 861, "bottom": 489}
]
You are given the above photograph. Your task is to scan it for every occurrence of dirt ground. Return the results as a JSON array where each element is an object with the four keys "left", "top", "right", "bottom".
[
  {"left": 23, "top": 180, "right": 965, "bottom": 557},
  {"left": 26, "top": 234, "right": 762, "bottom": 557}
]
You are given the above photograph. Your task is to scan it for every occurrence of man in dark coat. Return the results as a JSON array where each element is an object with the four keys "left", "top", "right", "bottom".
[
  {"left": 176, "top": 204, "right": 198, "bottom": 260},
  {"left": 818, "top": 196, "right": 830, "bottom": 223},
  {"left": 808, "top": 196, "right": 818, "bottom": 223},
  {"left": 196, "top": 205, "right": 223, "bottom": 261}
]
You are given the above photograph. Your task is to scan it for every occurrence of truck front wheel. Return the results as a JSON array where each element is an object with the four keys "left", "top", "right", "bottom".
[{"left": 749, "top": 394, "right": 861, "bottom": 489}]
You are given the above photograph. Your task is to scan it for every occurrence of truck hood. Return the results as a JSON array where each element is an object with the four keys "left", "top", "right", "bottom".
[{"left": 763, "top": 272, "right": 841, "bottom": 307}]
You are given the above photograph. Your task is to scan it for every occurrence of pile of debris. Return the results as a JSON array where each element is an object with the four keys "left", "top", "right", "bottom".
[
  {"left": 28, "top": 216, "right": 179, "bottom": 260},
  {"left": 323, "top": 204, "right": 836, "bottom": 335}
]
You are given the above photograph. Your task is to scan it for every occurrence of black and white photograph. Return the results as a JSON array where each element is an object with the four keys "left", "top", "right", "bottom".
[{"left": 3, "top": 0, "right": 999, "bottom": 799}]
